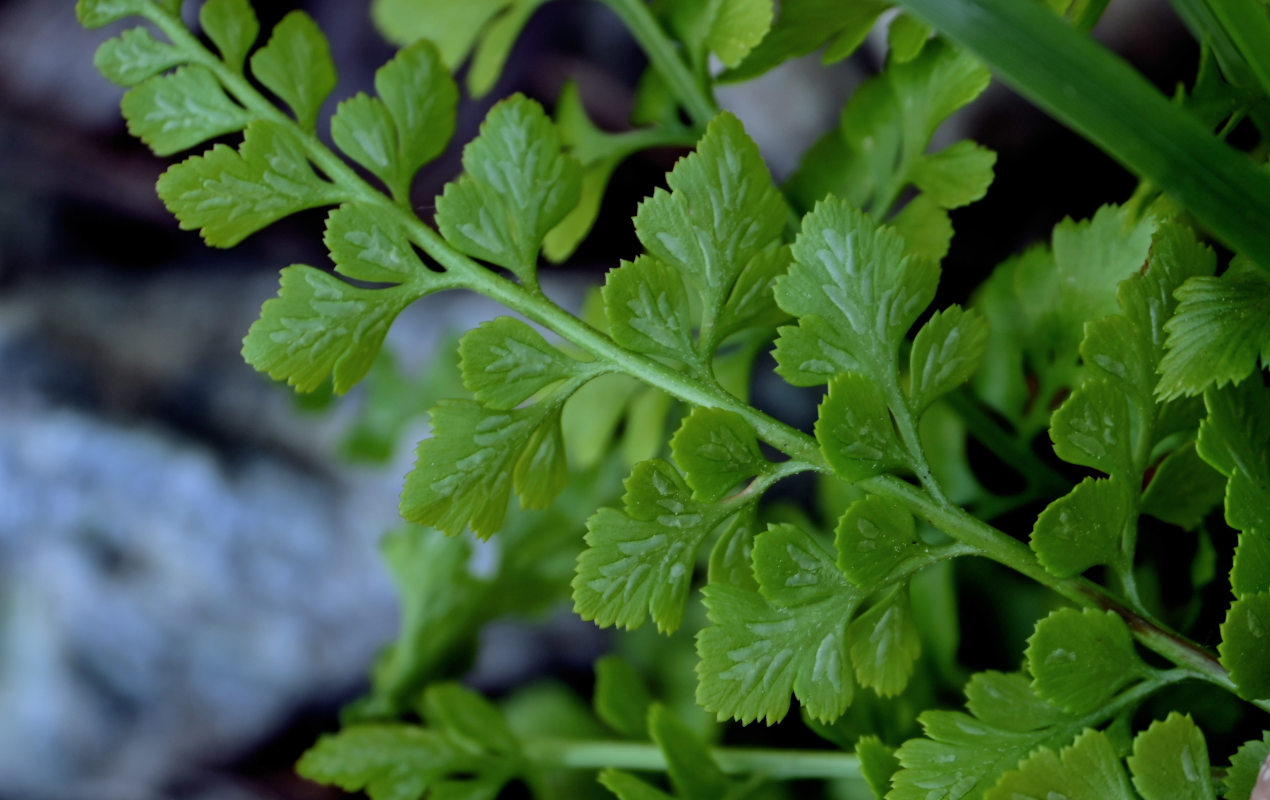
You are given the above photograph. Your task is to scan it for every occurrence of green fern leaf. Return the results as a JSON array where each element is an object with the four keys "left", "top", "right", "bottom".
[
  {"left": 1127, "top": 713, "right": 1215, "bottom": 800},
  {"left": 436, "top": 95, "right": 581, "bottom": 282},
  {"left": 986, "top": 729, "right": 1135, "bottom": 800},
  {"left": 121, "top": 65, "right": 249, "bottom": 155},
  {"left": 602, "top": 256, "right": 698, "bottom": 366},
  {"left": 1158, "top": 259, "right": 1270, "bottom": 399},
  {"left": 156, "top": 120, "right": 344, "bottom": 246},
  {"left": 200, "top": 0, "right": 259, "bottom": 73},
  {"left": 77, "top": 0, "right": 181, "bottom": 28},
  {"left": 1026, "top": 608, "right": 1145, "bottom": 715},
  {"left": 249, "top": 10, "right": 336, "bottom": 132},
  {"left": 815, "top": 373, "right": 907, "bottom": 482},
  {"left": 670, "top": 408, "right": 769, "bottom": 503},
  {"left": 697, "top": 524, "right": 861, "bottom": 724},
  {"left": 242, "top": 265, "right": 422, "bottom": 393},
  {"left": 634, "top": 112, "right": 785, "bottom": 333},
  {"left": 459, "top": 317, "right": 582, "bottom": 409},
  {"left": 400, "top": 399, "right": 567, "bottom": 536},
  {"left": 573, "top": 460, "right": 732, "bottom": 633},
  {"left": 776, "top": 196, "right": 937, "bottom": 378},
  {"left": 94, "top": 27, "right": 185, "bottom": 87}
]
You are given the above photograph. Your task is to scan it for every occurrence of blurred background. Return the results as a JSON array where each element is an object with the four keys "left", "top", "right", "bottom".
[{"left": 0, "top": 1, "right": 1191, "bottom": 798}]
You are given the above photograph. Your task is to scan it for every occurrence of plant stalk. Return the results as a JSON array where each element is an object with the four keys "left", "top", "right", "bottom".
[
  {"left": 596, "top": 0, "right": 718, "bottom": 128},
  {"left": 523, "top": 739, "right": 861, "bottom": 780}
]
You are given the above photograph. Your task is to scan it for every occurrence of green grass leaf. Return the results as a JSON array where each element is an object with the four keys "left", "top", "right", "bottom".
[
  {"left": 95, "top": 27, "right": 185, "bottom": 87},
  {"left": 816, "top": 373, "right": 907, "bottom": 482},
  {"left": 634, "top": 113, "right": 785, "bottom": 326},
  {"left": 1223, "top": 732, "right": 1270, "bottom": 800},
  {"left": 1031, "top": 476, "right": 1132, "bottom": 577},
  {"left": 848, "top": 584, "right": 921, "bottom": 696},
  {"left": 1128, "top": 713, "right": 1215, "bottom": 800},
  {"left": 436, "top": 95, "right": 581, "bottom": 282},
  {"left": 777, "top": 196, "right": 937, "bottom": 377},
  {"left": 697, "top": 524, "right": 860, "bottom": 724},
  {"left": 400, "top": 399, "right": 566, "bottom": 536},
  {"left": 986, "top": 729, "right": 1135, "bottom": 800},
  {"left": 459, "top": 317, "right": 581, "bottom": 409},
  {"left": 1026, "top": 608, "right": 1145, "bottom": 715},
  {"left": 908, "top": 305, "right": 988, "bottom": 413},
  {"left": 1220, "top": 591, "right": 1270, "bottom": 700},
  {"left": 200, "top": 0, "right": 259, "bottom": 72},
  {"left": 249, "top": 10, "right": 335, "bottom": 132},
  {"left": 156, "top": 120, "right": 343, "bottom": 246},
  {"left": 670, "top": 408, "right": 768, "bottom": 503},
  {"left": 121, "top": 65, "right": 250, "bottom": 155},
  {"left": 1158, "top": 260, "right": 1270, "bottom": 399},
  {"left": 242, "top": 264, "right": 421, "bottom": 393},
  {"left": 834, "top": 494, "right": 925, "bottom": 588},
  {"left": 573, "top": 460, "right": 729, "bottom": 633},
  {"left": 602, "top": 256, "right": 698, "bottom": 366}
]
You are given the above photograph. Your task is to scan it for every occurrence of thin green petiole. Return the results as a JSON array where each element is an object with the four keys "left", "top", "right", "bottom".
[
  {"left": 523, "top": 739, "right": 861, "bottom": 781},
  {"left": 596, "top": 0, "right": 719, "bottom": 128}
]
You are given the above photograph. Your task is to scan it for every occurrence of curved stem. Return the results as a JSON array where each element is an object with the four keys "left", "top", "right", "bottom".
[
  {"left": 945, "top": 389, "right": 1069, "bottom": 497},
  {"left": 597, "top": 0, "right": 719, "bottom": 128},
  {"left": 523, "top": 739, "right": 860, "bottom": 780}
]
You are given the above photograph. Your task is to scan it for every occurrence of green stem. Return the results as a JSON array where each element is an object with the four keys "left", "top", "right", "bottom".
[
  {"left": 597, "top": 0, "right": 719, "bottom": 128},
  {"left": 522, "top": 739, "right": 860, "bottom": 780},
  {"left": 883, "top": 375, "right": 947, "bottom": 505},
  {"left": 945, "top": 389, "right": 1069, "bottom": 497}
]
